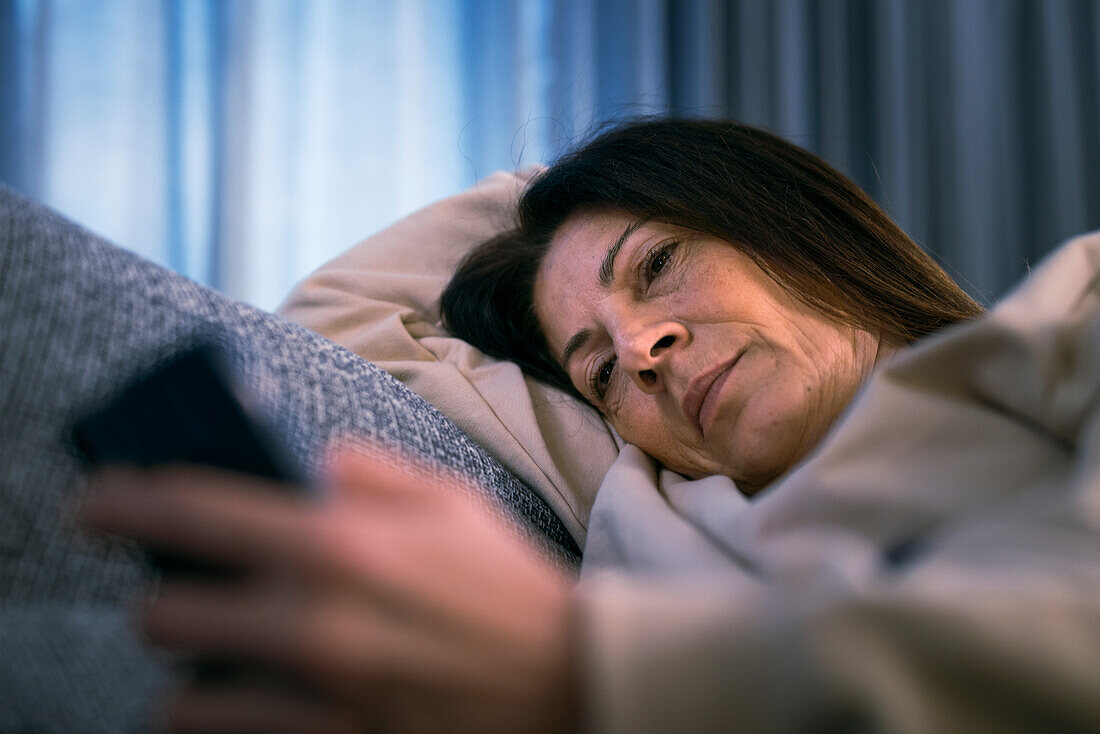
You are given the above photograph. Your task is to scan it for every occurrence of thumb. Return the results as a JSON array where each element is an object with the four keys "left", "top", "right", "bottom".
[{"left": 322, "top": 442, "right": 466, "bottom": 507}]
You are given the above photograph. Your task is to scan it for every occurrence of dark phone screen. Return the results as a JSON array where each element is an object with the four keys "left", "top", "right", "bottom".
[
  {"left": 71, "top": 343, "right": 308, "bottom": 576},
  {"left": 72, "top": 344, "right": 305, "bottom": 484}
]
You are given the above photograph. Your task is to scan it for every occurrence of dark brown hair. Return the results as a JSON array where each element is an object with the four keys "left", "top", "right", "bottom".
[{"left": 442, "top": 119, "right": 982, "bottom": 400}]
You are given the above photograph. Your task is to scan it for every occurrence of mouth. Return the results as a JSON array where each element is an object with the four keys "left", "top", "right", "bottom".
[{"left": 681, "top": 353, "right": 743, "bottom": 436}]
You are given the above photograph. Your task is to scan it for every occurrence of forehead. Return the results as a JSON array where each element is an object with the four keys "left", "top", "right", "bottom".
[
  {"left": 533, "top": 211, "right": 639, "bottom": 349},
  {"left": 536, "top": 209, "right": 649, "bottom": 291},
  {"left": 541, "top": 210, "right": 636, "bottom": 271}
]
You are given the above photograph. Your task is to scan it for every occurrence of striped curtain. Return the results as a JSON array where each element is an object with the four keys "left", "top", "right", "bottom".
[{"left": 2, "top": 0, "right": 1097, "bottom": 309}]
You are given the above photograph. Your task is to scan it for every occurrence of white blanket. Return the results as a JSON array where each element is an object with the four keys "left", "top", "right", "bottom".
[
  {"left": 280, "top": 175, "right": 1100, "bottom": 729},
  {"left": 577, "top": 230, "right": 1100, "bottom": 733}
]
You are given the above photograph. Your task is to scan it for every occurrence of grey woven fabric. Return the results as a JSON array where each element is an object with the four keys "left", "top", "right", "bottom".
[{"left": 0, "top": 184, "right": 580, "bottom": 733}]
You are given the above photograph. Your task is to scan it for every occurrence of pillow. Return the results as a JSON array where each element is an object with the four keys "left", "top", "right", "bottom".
[
  {"left": 0, "top": 183, "right": 580, "bottom": 732},
  {"left": 278, "top": 170, "right": 620, "bottom": 544}
]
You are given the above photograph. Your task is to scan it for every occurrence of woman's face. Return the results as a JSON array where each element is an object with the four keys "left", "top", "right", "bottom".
[{"left": 533, "top": 211, "right": 885, "bottom": 492}]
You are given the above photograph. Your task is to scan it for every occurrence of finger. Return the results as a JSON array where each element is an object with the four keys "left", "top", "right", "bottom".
[
  {"left": 78, "top": 465, "right": 321, "bottom": 573},
  {"left": 324, "top": 444, "right": 472, "bottom": 509},
  {"left": 143, "top": 581, "right": 468, "bottom": 691},
  {"left": 142, "top": 582, "right": 298, "bottom": 660},
  {"left": 165, "top": 680, "right": 360, "bottom": 734}
]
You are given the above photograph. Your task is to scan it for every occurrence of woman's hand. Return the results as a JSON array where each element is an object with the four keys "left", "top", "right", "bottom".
[{"left": 78, "top": 448, "right": 578, "bottom": 734}]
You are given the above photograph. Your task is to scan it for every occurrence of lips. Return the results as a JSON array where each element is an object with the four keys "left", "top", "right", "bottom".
[{"left": 681, "top": 353, "right": 743, "bottom": 435}]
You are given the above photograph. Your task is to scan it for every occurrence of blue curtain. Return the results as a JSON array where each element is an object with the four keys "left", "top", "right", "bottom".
[{"left": 2, "top": 0, "right": 1098, "bottom": 309}]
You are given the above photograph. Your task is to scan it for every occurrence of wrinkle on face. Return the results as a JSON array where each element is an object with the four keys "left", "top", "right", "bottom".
[{"left": 534, "top": 211, "right": 885, "bottom": 491}]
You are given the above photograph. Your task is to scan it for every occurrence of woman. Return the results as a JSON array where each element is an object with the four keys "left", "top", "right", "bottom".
[
  {"left": 442, "top": 120, "right": 981, "bottom": 492},
  {"left": 81, "top": 120, "right": 1100, "bottom": 733}
]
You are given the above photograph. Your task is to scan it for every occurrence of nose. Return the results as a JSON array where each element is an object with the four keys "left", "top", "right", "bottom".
[{"left": 616, "top": 321, "right": 689, "bottom": 394}]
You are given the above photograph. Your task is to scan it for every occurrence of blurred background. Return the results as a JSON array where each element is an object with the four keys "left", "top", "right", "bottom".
[{"left": 1, "top": 0, "right": 1097, "bottom": 311}]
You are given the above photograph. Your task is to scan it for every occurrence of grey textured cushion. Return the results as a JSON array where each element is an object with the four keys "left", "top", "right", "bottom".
[{"left": 0, "top": 184, "right": 580, "bottom": 733}]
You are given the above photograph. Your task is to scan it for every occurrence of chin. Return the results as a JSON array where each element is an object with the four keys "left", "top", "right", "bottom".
[
  {"left": 675, "top": 465, "right": 712, "bottom": 481},
  {"left": 654, "top": 449, "right": 730, "bottom": 482},
  {"left": 716, "top": 437, "right": 797, "bottom": 494}
]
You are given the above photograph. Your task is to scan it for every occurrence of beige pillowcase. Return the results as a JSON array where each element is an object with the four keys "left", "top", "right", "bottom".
[{"left": 277, "top": 170, "right": 618, "bottom": 544}]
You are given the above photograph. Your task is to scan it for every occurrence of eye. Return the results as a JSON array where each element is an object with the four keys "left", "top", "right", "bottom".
[
  {"left": 643, "top": 240, "right": 678, "bottom": 283},
  {"left": 589, "top": 356, "right": 617, "bottom": 400}
]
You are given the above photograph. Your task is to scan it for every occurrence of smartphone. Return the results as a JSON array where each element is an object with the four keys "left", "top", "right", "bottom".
[{"left": 71, "top": 342, "right": 309, "bottom": 575}]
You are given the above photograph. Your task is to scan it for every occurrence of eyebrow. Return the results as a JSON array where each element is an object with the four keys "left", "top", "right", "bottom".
[
  {"left": 598, "top": 219, "right": 646, "bottom": 287},
  {"left": 559, "top": 219, "right": 646, "bottom": 370},
  {"left": 560, "top": 328, "right": 592, "bottom": 371}
]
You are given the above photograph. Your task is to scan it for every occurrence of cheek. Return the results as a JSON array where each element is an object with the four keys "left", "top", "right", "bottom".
[
  {"left": 716, "top": 366, "right": 818, "bottom": 481},
  {"left": 610, "top": 400, "right": 719, "bottom": 477},
  {"left": 610, "top": 401, "right": 677, "bottom": 461},
  {"left": 728, "top": 389, "right": 798, "bottom": 459},
  {"left": 608, "top": 400, "right": 660, "bottom": 448}
]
